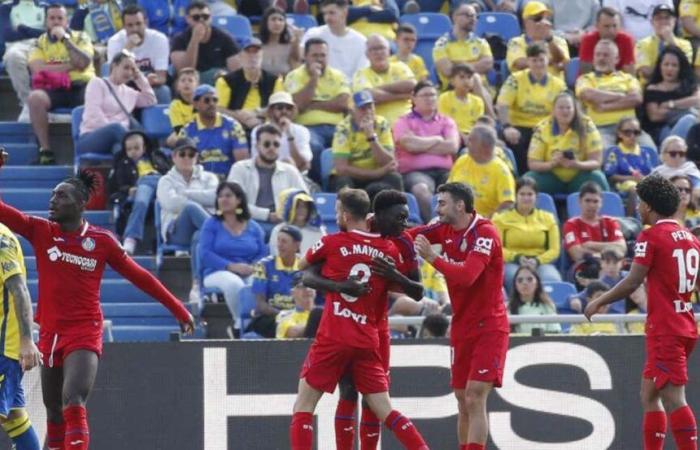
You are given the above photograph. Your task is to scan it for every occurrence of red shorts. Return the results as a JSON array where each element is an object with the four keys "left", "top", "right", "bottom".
[
  {"left": 38, "top": 328, "right": 103, "bottom": 368},
  {"left": 451, "top": 331, "right": 509, "bottom": 389},
  {"left": 643, "top": 335, "right": 697, "bottom": 390},
  {"left": 300, "top": 339, "right": 388, "bottom": 394}
]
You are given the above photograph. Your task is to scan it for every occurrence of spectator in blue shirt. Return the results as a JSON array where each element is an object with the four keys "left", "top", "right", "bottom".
[
  {"left": 199, "top": 181, "right": 268, "bottom": 332},
  {"left": 247, "top": 224, "right": 303, "bottom": 337},
  {"left": 598, "top": 247, "right": 646, "bottom": 314},
  {"left": 179, "top": 84, "right": 249, "bottom": 178}
]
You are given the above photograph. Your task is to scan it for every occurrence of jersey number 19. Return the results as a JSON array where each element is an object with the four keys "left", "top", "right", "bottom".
[{"left": 673, "top": 248, "right": 700, "bottom": 294}]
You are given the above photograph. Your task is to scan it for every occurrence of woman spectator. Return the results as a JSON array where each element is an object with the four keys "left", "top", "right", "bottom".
[
  {"left": 642, "top": 45, "right": 700, "bottom": 145},
  {"left": 651, "top": 136, "right": 700, "bottom": 192},
  {"left": 156, "top": 138, "right": 218, "bottom": 302},
  {"left": 671, "top": 175, "right": 700, "bottom": 229},
  {"left": 268, "top": 188, "right": 325, "bottom": 257},
  {"left": 508, "top": 266, "right": 561, "bottom": 335},
  {"left": 108, "top": 131, "right": 171, "bottom": 255},
  {"left": 492, "top": 176, "right": 562, "bottom": 289},
  {"left": 259, "top": 6, "right": 302, "bottom": 77},
  {"left": 166, "top": 67, "right": 199, "bottom": 147},
  {"left": 199, "top": 182, "right": 268, "bottom": 333},
  {"left": 76, "top": 49, "right": 156, "bottom": 155},
  {"left": 526, "top": 91, "right": 609, "bottom": 195},
  {"left": 603, "top": 117, "right": 659, "bottom": 215}
]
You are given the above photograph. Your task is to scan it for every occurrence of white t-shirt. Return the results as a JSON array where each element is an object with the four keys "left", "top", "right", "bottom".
[
  {"left": 250, "top": 122, "right": 313, "bottom": 168},
  {"left": 301, "top": 25, "right": 369, "bottom": 81},
  {"left": 107, "top": 28, "right": 170, "bottom": 73},
  {"left": 602, "top": 0, "right": 674, "bottom": 41}
]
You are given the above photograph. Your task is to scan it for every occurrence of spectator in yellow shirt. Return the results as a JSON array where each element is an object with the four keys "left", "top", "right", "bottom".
[
  {"left": 352, "top": 34, "right": 416, "bottom": 126},
  {"left": 680, "top": 0, "right": 700, "bottom": 47},
  {"left": 506, "top": 1, "right": 569, "bottom": 78},
  {"left": 497, "top": 43, "right": 567, "bottom": 174},
  {"left": 576, "top": 39, "right": 646, "bottom": 149},
  {"left": 447, "top": 125, "right": 515, "bottom": 217},
  {"left": 438, "top": 64, "right": 494, "bottom": 144},
  {"left": 390, "top": 24, "right": 429, "bottom": 82},
  {"left": 348, "top": 0, "right": 399, "bottom": 41},
  {"left": 526, "top": 91, "right": 609, "bottom": 195},
  {"left": 493, "top": 176, "right": 562, "bottom": 287},
  {"left": 276, "top": 273, "right": 316, "bottom": 339},
  {"left": 167, "top": 68, "right": 198, "bottom": 148}
]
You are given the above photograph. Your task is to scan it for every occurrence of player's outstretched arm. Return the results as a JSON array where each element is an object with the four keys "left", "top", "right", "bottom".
[
  {"left": 302, "top": 263, "right": 370, "bottom": 298},
  {"left": 371, "top": 257, "right": 424, "bottom": 301},
  {"left": 5, "top": 274, "right": 41, "bottom": 371},
  {"left": 415, "top": 235, "right": 488, "bottom": 289},
  {"left": 584, "top": 262, "right": 648, "bottom": 320}
]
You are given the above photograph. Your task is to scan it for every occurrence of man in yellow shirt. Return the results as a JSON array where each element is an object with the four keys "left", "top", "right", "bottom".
[
  {"left": 347, "top": 0, "right": 399, "bottom": 41},
  {"left": 576, "top": 39, "right": 647, "bottom": 149},
  {"left": 680, "top": 0, "right": 700, "bottom": 47},
  {"left": 284, "top": 37, "right": 351, "bottom": 182},
  {"left": 276, "top": 273, "right": 316, "bottom": 339},
  {"left": 432, "top": 3, "right": 493, "bottom": 90},
  {"left": 330, "top": 90, "right": 402, "bottom": 193},
  {"left": 26, "top": 4, "right": 95, "bottom": 165},
  {"left": 447, "top": 125, "right": 515, "bottom": 217},
  {"left": 390, "top": 24, "right": 429, "bottom": 82},
  {"left": 352, "top": 34, "right": 416, "bottom": 126},
  {"left": 637, "top": 4, "right": 694, "bottom": 83},
  {"left": 506, "top": 1, "right": 569, "bottom": 78}
]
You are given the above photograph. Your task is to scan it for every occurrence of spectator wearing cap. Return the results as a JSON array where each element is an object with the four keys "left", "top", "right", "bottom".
[
  {"left": 215, "top": 38, "right": 284, "bottom": 131},
  {"left": 269, "top": 188, "right": 326, "bottom": 257},
  {"left": 276, "top": 272, "right": 317, "bottom": 339},
  {"left": 330, "top": 90, "right": 403, "bottom": 193},
  {"left": 251, "top": 92, "right": 313, "bottom": 173},
  {"left": 636, "top": 4, "right": 696, "bottom": 84},
  {"left": 393, "top": 81, "right": 460, "bottom": 223},
  {"left": 579, "top": 7, "right": 636, "bottom": 75},
  {"left": 198, "top": 181, "right": 268, "bottom": 331},
  {"left": 521, "top": 0, "right": 600, "bottom": 50},
  {"left": 602, "top": 0, "right": 673, "bottom": 42},
  {"left": 352, "top": 34, "right": 416, "bottom": 126},
  {"left": 107, "top": 4, "right": 171, "bottom": 104},
  {"left": 76, "top": 50, "right": 156, "bottom": 157},
  {"left": 26, "top": 3, "right": 95, "bottom": 165},
  {"left": 248, "top": 225, "right": 304, "bottom": 338},
  {"left": 432, "top": 3, "right": 493, "bottom": 91},
  {"left": 283, "top": 37, "right": 351, "bottom": 183},
  {"left": 227, "top": 124, "right": 308, "bottom": 238},
  {"left": 506, "top": 1, "right": 570, "bottom": 78},
  {"left": 179, "top": 84, "right": 249, "bottom": 179},
  {"left": 170, "top": 0, "right": 240, "bottom": 86},
  {"left": 157, "top": 138, "right": 219, "bottom": 302}
]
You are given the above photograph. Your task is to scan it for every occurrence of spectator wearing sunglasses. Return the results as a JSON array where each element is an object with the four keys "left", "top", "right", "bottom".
[
  {"left": 652, "top": 136, "right": 700, "bottom": 191},
  {"left": 521, "top": 0, "right": 600, "bottom": 51},
  {"left": 179, "top": 84, "right": 249, "bottom": 179},
  {"left": 507, "top": 265, "right": 561, "bottom": 335},
  {"left": 227, "top": 124, "right": 308, "bottom": 238},
  {"left": 170, "top": 0, "right": 240, "bottom": 86},
  {"left": 671, "top": 175, "right": 700, "bottom": 229}
]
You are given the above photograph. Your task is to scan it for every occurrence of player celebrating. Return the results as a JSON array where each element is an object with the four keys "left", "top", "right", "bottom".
[
  {"left": 411, "top": 182, "right": 509, "bottom": 450},
  {"left": 0, "top": 221, "right": 42, "bottom": 450},
  {"left": 0, "top": 169, "right": 194, "bottom": 450},
  {"left": 586, "top": 175, "right": 699, "bottom": 450},
  {"left": 290, "top": 188, "right": 429, "bottom": 450}
]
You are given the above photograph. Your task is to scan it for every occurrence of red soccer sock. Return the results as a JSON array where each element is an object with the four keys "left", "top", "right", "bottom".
[
  {"left": 643, "top": 411, "right": 667, "bottom": 450},
  {"left": 466, "top": 444, "right": 485, "bottom": 450},
  {"left": 459, "top": 445, "right": 469, "bottom": 450},
  {"left": 63, "top": 405, "right": 89, "bottom": 450},
  {"left": 335, "top": 398, "right": 357, "bottom": 450},
  {"left": 384, "top": 410, "right": 428, "bottom": 450},
  {"left": 670, "top": 405, "right": 698, "bottom": 450},
  {"left": 360, "top": 406, "right": 381, "bottom": 450},
  {"left": 47, "top": 421, "right": 65, "bottom": 450},
  {"left": 290, "top": 412, "right": 314, "bottom": 450}
]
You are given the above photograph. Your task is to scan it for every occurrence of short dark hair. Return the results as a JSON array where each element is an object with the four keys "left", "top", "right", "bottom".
[
  {"left": 255, "top": 123, "right": 282, "bottom": 141},
  {"left": 579, "top": 181, "right": 602, "bottom": 198},
  {"left": 450, "top": 63, "right": 474, "bottom": 78},
  {"left": 321, "top": 0, "right": 348, "bottom": 7},
  {"left": 304, "top": 37, "right": 328, "bottom": 55},
  {"left": 422, "top": 313, "right": 449, "bottom": 338},
  {"left": 585, "top": 280, "right": 609, "bottom": 298},
  {"left": 437, "top": 182, "right": 475, "bottom": 213},
  {"left": 637, "top": 175, "right": 681, "bottom": 218},
  {"left": 215, "top": 181, "right": 251, "bottom": 222},
  {"left": 516, "top": 176, "right": 539, "bottom": 194},
  {"left": 596, "top": 6, "right": 619, "bottom": 21},
  {"left": 526, "top": 43, "right": 547, "bottom": 58},
  {"left": 120, "top": 130, "right": 155, "bottom": 156},
  {"left": 396, "top": 23, "right": 417, "bottom": 36},
  {"left": 121, "top": 4, "right": 145, "bottom": 21},
  {"left": 413, "top": 80, "right": 436, "bottom": 96},
  {"left": 338, "top": 188, "right": 371, "bottom": 221},
  {"left": 186, "top": 1, "right": 209, "bottom": 14},
  {"left": 46, "top": 3, "right": 66, "bottom": 13},
  {"left": 372, "top": 189, "right": 407, "bottom": 214}
]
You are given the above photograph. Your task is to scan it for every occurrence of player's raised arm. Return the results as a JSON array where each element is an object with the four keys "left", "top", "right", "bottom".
[
  {"left": 585, "top": 262, "right": 648, "bottom": 320},
  {"left": 5, "top": 274, "right": 41, "bottom": 371}
]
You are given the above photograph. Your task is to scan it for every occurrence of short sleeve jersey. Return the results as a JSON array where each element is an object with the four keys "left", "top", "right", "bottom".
[
  {"left": 575, "top": 71, "right": 641, "bottom": 126},
  {"left": 563, "top": 216, "right": 624, "bottom": 250},
  {"left": 179, "top": 113, "right": 247, "bottom": 177},
  {"left": 432, "top": 31, "right": 492, "bottom": 88},
  {"left": 283, "top": 65, "right": 351, "bottom": 126},
  {"left": 506, "top": 34, "right": 570, "bottom": 78},
  {"left": 389, "top": 54, "right": 429, "bottom": 81},
  {"left": 0, "top": 223, "right": 25, "bottom": 360},
  {"left": 170, "top": 26, "right": 239, "bottom": 72},
  {"left": 497, "top": 70, "right": 567, "bottom": 128},
  {"left": 332, "top": 115, "right": 393, "bottom": 170},
  {"left": 447, "top": 155, "right": 515, "bottom": 217},
  {"left": 437, "top": 91, "right": 485, "bottom": 134},
  {"left": 680, "top": 0, "right": 700, "bottom": 38},
  {"left": 29, "top": 31, "right": 95, "bottom": 83},
  {"left": 352, "top": 61, "right": 415, "bottom": 124},
  {"left": 251, "top": 255, "right": 300, "bottom": 311}
]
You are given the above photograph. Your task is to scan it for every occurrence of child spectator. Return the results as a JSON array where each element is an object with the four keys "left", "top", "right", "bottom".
[
  {"left": 276, "top": 273, "right": 317, "bottom": 338},
  {"left": 389, "top": 23, "right": 429, "bottom": 82},
  {"left": 570, "top": 281, "right": 618, "bottom": 334},
  {"left": 269, "top": 189, "right": 325, "bottom": 257},
  {"left": 419, "top": 313, "right": 450, "bottom": 338},
  {"left": 507, "top": 266, "right": 561, "bottom": 335},
  {"left": 598, "top": 248, "right": 646, "bottom": 314},
  {"left": 166, "top": 68, "right": 199, "bottom": 147}
]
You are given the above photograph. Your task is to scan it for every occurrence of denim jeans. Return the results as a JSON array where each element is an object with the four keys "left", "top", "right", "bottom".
[
  {"left": 660, "top": 113, "right": 697, "bottom": 142},
  {"left": 203, "top": 270, "right": 252, "bottom": 330},
  {"left": 166, "top": 200, "right": 210, "bottom": 277},
  {"left": 75, "top": 123, "right": 128, "bottom": 155},
  {"left": 123, "top": 174, "right": 161, "bottom": 241}
]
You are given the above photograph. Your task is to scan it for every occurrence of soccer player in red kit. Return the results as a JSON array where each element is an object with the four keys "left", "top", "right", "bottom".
[
  {"left": 586, "top": 175, "right": 700, "bottom": 450},
  {"left": 290, "top": 188, "right": 429, "bottom": 450},
  {"left": 410, "top": 182, "right": 509, "bottom": 450},
  {"left": 0, "top": 170, "right": 194, "bottom": 450}
]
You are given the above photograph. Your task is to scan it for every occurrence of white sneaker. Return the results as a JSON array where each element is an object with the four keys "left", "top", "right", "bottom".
[
  {"left": 189, "top": 282, "right": 202, "bottom": 304},
  {"left": 122, "top": 237, "right": 137, "bottom": 255},
  {"left": 48, "top": 112, "right": 72, "bottom": 124},
  {"left": 17, "top": 105, "right": 30, "bottom": 123}
]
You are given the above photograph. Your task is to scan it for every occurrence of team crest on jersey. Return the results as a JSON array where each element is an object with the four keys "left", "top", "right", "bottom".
[
  {"left": 634, "top": 241, "right": 648, "bottom": 258},
  {"left": 81, "top": 237, "right": 96, "bottom": 252}
]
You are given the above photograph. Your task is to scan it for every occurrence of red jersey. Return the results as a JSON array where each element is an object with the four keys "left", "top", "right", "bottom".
[
  {"left": 376, "top": 231, "right": 419, "bottom": 334},
  {"left": 305, "top": 229, "right": 403, "bottom": 349},
  {"left": 633, "top": 220, "right": 700, "bottom": 338},
  {"left": 563, "top": 216, "right": 624, "bottom": 250},
  {"left": 0, "top": 201, "right": 190, "bottom": 333},
  {"left": 409, "top": 215, "right": 509, "bottom": 341}
]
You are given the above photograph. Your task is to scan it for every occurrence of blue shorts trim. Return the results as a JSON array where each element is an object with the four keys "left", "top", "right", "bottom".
[{"left": 0, "top": 355, "right": 25, "bottom": 417}]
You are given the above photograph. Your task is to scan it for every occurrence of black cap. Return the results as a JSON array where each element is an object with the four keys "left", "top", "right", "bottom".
[
  {"left": 279, "top": 224, "right": 303, "bottom": 242},
  {"left": 173, "top": 138, "right": 197, "bottom": 153},
  {"left": 652, "top": 4, "right": 674, "bottom": 17}
]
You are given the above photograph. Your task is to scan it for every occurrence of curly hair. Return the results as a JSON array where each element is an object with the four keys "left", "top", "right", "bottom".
[
  {"left": 372, "top": 189, "right": 407, "bottom": 213},
  {"left": 637, "top": 175, "right": 680, "bottom": 218}
]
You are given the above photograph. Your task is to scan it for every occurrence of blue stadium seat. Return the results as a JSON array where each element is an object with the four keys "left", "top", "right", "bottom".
[
  {"left": 0, "top": 144, "right": 38, "bottom": 165},
  {"left": 405, "top": 193, "right": 423, "bottom": 224},
  {"left": 142, "top": 105, "right": 173, "bottom": 141},
  {"left": 416, "top": 0, "right": 446, "bottom": 12},
  {"left": 543, "top": 281, "right": 577, "bottom": 311},
  {"left": 72, "top": 106, "right": 113, "bottom": 170},
  {"left": 475, "top": 12, "right": 521, "bottom": 41},
  {"left": 0, "top": 123, "right": 35, "bottom": 143},
  {"left": 414, "top": 39, "right": 437, "bottom": 75},
  {"left": 536, "top": 192, "right": 558, "bottom": 223},
  {"left": 566, "top": 191, "right": 625, "bottom": 218},
  {"left": 286, "top": 13, "right": 317, "bottom": 30},
  {"left": 500, "top": 59, "right": 510, "bottom": 83},
  {"left": 18, "top": 237, "right": 33, "bottom": 257},
  {"left": 238, "top": 286, "right": 262, "bottom": 339},
  {"left": 401, "top": 13, "right": 451, "bottom": 40},
  {"left": 313, "top": 192, "right": 339, "bottom": 233},
  {"left": 565, "top": 57, "right": 579, "bottom": 90},
  {"left": 154, "top": 201, "right": 188, "bottom": 269},
  {"left": 102, "top": 302, "right": 193, "bottom": 326},
  {"left": 111, "top": 325, "right": 203, "bottom": 342},
  {"left": 27, "top": 279, "right": 155, "bottom": 303},
  {"left": 320, "top": 148, "right": 333, "bottom": 191},
  {"left": 1, "top": 189, "right": 52, "bottom": 210},
  {"left": 100, "top": 63, "right": 110, "bottom": 77},
  {"left": 502, "top": 147, "right": 518, "bottom": 177},
  {"left": 212, "top": 15, "right": 252, "bottom": 44},
  {"left": 0, "top": 166, "right": 72, "bottom": 188}
]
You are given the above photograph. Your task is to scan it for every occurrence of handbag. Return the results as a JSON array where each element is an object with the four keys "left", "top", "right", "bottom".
[
  {"left": 31, "top": 70, "right": 71, "bottom": 90},
  {"left": 102, "top": 78, "right": 143, "bottom": 131}
]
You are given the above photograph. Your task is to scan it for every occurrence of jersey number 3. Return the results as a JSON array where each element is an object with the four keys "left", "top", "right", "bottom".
[
  {"left": 673, "top": 248, "right": 700, "bottom": 294},
  {"left": 341, "top": 263, "right": 371, "bottom": 303}
]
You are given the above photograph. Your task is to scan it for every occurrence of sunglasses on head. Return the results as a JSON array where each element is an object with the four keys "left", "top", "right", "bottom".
[
  {"left": 177, "top": 150, "right": 197, "bottom": 158},
  {"left": 190, "top": 13, "right": 210, "bottom": 21},
  {"left": 666, "top": 150, "right": 687, "bottom": 158},
  {"left": 201, "top": 96, "right": 218, "bottom": 104},
  {"left": 516, "top": 276, "right": 534, "bottom": 283},
  {"left": 620, "top": 129, "right": 642, "bottom": 136},
  {"left": 262, "top": 140, "right": 281, "bottom": 149}
]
